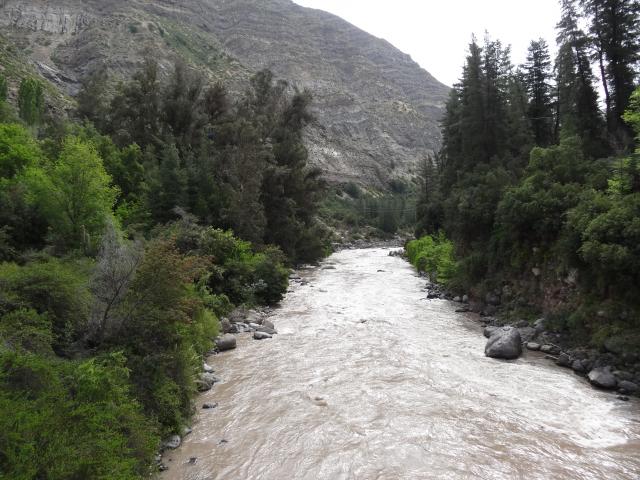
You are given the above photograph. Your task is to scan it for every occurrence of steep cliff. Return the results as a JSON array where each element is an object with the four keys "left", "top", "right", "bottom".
[{"left": 0, "top": 0, "right": 449, "bottom": 187}]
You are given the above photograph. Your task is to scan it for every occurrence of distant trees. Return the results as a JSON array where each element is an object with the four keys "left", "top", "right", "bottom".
[{"left": 17, "top": 78, "right": 44, "bottom": 126}]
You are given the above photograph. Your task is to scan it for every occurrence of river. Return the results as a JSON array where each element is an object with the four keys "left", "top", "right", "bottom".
[{"left": 160, "top": 248, "right": 640, "bottom": 480}]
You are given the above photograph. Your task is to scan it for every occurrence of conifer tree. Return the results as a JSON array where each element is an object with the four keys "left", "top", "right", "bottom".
[
  {"left": 523, "top": 39, "right": 555, "bottom": 147},
  {"left": 18, "top": 78, "right": 45, "bottom": 126}
]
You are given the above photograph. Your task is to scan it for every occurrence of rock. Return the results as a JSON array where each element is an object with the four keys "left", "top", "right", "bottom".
[
  {"left": 540, "top": 344, "right": 560, "bottom": 355},
  {"left": 256, "top": 325, "right": 277, "bottom": 335},
  {"left": 556, "top": 352, "right": 572, "bottom": 368},
  {"left": 526, "top": 342, "right": 541, "bottom": 351},
  {"left": 262, "top": 319, "right": 275, "bottom": 330},
  {"left": 462, "top": 294, "right": 469, "bottom": 303},
  {"left": 571, "top": 360, "right": 586, "bottom": 373},
  {"left": 531, "top": 267, "right": 541, "bottom": 277},
  {"left": 485, "top": 292, "right": 501, "bottom": 306},
  {"left": 484, "top": 327, "right": 522, "bottom": 360},
  {"left": 188, "top": 457, "right": 198, "bottom": 465},
  {"left": 162, "top": 435, "right": 181, "bottom": 450},
  {"left": 618, "top": 380, "right": 639, "bottom": 394},
  {"left": 614, "top": 370, "right": 633, "bottom": 382},
  {"left": 202, "top": 402, "right": 218, "bottom": 409},
  {"left": 455, "top": 307, "right": 470, "bottom": 313},
  {"left": 220, "top": 318, "right": 234, "bottom": 333},
  {"left": 533, "top": 318, "right": 546, "bottom": 334},
  {"left": 203, "top": 363, "right": 214, "bottom": 373},
  {"left": 182, "top": 426, "right": 193, "bottom": 437},
  {"left": 453, "top": 296, "right": 461, "bottom": 302},
  {"left": 588, "top": 368, "right": 618, "bottom": 390},
  {"left": 483, "top": 326, "right": 499, "bottom": 338},
  {"left": 159, "top": 464, "right": 169, "bottom": 472},
  {"left": 427, "top": 292, "right": 440, "bottom": 299},
  {"left": 514, "top": 320, "right": 529, "bottom": 328},
  {"left": 604, "top": 336, "right": 627, "bottom": 356},
  {"left": 517, "top": 327, "right": 536, "bottom": 343},
  {"left": 248, "top": 322, "right": 262, "bottom": 330},
  {"left": 197, "top": 372, "right": 220, "bottom": 392},
  {"left": 215, "top": 334, "right": 237, "bottom": 351},
  {"left": 253, "top": 331, "right": 272, "bottom": 340},
  {"left": 617, "top": 395, "right": 630, "bottom": 401}
]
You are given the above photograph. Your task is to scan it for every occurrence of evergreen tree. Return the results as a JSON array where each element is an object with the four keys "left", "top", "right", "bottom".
[
  {"left": 0, "top": 74, "right": 7, "bottom": 102},
  {"left": 523, "top": 39, "right": 555, "bottom": 147},
  {"left": 77, "top": 65, "right": 109, "bottom": 129},
  {"left": 584, "top": 0, "right": 640, "bottom": 150}
]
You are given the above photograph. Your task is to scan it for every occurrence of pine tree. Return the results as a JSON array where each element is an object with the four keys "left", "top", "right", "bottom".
[
  {"left": 584, "top": 0, "right": 640, "bottom": 150},
  {"left": 523, "top": 39, "right": 555, "bottom": 147}
]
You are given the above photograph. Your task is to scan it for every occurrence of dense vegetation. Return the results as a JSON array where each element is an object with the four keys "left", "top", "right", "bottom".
[
  {"left": 0, "top": 60, "right": 326, "bottom": 477},
  {"left": 415, "top": 0, "right": 640, "bottom": 347}
]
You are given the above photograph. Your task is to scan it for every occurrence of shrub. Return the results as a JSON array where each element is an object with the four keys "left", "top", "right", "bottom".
[{"left": 406, "top": 232, "right": 458, "bottom": 286}]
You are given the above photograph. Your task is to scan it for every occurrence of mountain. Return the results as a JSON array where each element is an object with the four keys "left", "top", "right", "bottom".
[{"left": 0, "top": 0, "right": 449, "bottom": 187}]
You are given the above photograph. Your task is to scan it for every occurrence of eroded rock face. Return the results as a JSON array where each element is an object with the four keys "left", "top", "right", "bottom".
[{"left": 0, "top": 0, "right": 448, "bottom": 187}]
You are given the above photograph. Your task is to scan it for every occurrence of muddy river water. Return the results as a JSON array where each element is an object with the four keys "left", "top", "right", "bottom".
[{"left": 161, "top": 248, "right": 640, "bottom": 480}]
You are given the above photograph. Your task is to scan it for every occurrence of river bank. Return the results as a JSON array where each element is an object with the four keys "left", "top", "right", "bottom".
[{"left": 158, "top": 248, "right": 640, "bottom": 479}]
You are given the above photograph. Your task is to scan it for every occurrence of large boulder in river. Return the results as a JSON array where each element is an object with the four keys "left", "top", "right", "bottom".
[
  {"left": 483, "top": 326, "right": 499, "bottom": 338},
  {"left": 215, "top": 334, "right": 237, "bottom": 351},
  {"left": 588, "top": 368, "right": 618, "bottom": 390},
  {"left": 485, "top": 327, "right": 522, "bottom": 360}
]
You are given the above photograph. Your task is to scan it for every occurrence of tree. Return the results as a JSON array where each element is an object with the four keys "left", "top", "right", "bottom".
[
  {"left": 18, "top": 78, "right": 45, "bottom": 126},
  {"left": 0, "top": 123, "right": 41, "bottom": 178},
  {"left": 523, "top": 39, "right": 555, "bottom": 147},
  {"left": 584, "top": 0, "right": 640, "bottom": 150},
  {"left": 28, "top": 137, "right": 119, "bottom": 251}
]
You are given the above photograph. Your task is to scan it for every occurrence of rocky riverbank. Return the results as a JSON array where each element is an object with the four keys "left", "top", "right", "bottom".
[
  {"left": 420, "top": 278, "right": 640, "bottom": 400},
  {"left": 155, "top": 304, "right": 281, "bottom": 472}
]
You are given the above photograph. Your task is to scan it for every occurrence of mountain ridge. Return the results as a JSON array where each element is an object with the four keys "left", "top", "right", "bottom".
[{"left": 0, "top": 0, "right": 449, "bottom": 187}]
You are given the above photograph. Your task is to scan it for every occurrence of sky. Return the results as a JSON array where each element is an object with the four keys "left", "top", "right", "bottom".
[{"left": 293, "top": 0, "right": 562, "bottom": 87}]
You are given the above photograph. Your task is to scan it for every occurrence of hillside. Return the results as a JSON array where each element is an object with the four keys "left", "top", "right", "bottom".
[{"left": 0, "top": 0, "right": 449, "bottom": 187}]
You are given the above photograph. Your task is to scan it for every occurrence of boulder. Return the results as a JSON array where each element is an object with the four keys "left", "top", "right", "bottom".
[
  {"left": 556, "top": 352, "right": 572, "bottom": 368},
  {"left": 485, "top": 327, "right": 522, "bottom": 360},
  {"left": 571, "top": 359, "right": 586, "bottom": 373},
  {"left": 526, "top": 342, "right": 541, "bottom": 351},
  {"left": 248, "top": 322, "right": 262, "bottom": 330},
  {"left": 588, "top": 368, "right": 618, "bottom": 390},
  {"left": 256, "top": 325, "right": 277, "bottom": 335},
  {"left": 517, "top": 327, "right": 536, "bottom": 343},
  {"left": 453, "top": 296, "right": 461, "bottom": 303},
  {"left": 215, "top": 334, "right": 237, "bottom": 351},
  {"left": 203, "top": 363, "right": 214, "bottom": 373},
  {"left": 483, "top": 326, "right": 499, "bottom": 338},
  {"left": 202, "top": 402, "right": 218, "bottom": 409},
  {"left": 462, "top": 294, "right": 469, "bottom": 303},
  {"left": 262, "top": 319, "right": 275, "bottom": 330},
  {"left": 618, "top": 380, "right": 639, "bottom": 394},
  {"left": 162, "top": 435, "right": 181, "bottom": 450},
  {"left": 540, "top": 344, "right": 560, "bottom": 355},
  {"left": 533, "top": 318, "right": 546, "bottom": 334},
  {"left": 253, "top": 331, "right": 272, "bottom": 340},
  {"left": 197, "top": 372, "right": 219, "bottom": 392}
]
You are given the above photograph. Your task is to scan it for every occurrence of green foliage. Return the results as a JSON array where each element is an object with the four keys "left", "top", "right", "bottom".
[
  {"left": 0, "top": 258, "right": 90, "bottom": 355},
  {"left": 406, "top": 233, "right": 458, "bottom": 286},
  {"left": 26, "top": 136, "right": 119, "bottom": 251},
  {"left": 0, "top": 123, "right": 41, "bottom": 178},
  {"left": 0, "top": 350, "right": 158, "bottom": 479},
  {"left": 17, "top": 78, "right": 44, "bottom": 126}
]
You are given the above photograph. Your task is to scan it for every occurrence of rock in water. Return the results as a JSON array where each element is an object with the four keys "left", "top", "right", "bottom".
[
  {"left": 485, "top": 327, "right": 522, "bottom": 360},
  {"left": 215, "top": 334, "right": 236, "bottom": 351},
  {"left": 483, "top": 326, "right": 499, "bottom": 338},
  {"left": 162, "top": 435, "right": 181, "bottom": 450},
  {"left": 587, "top": 368, "right": 618, "bottom": 390},
  {"left": 253, "top": 331, "right": 272, "bottom": 340}
]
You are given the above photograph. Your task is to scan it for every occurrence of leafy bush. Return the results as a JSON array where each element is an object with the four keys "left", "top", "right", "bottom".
[
  {"left": 0, "top": 350, "right": 158, "bottom": 479},
  {"left": 406, "top": 233, "right": 458, "bottom": 286}
]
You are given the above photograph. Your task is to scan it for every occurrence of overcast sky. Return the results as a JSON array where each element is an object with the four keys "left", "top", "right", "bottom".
[{"left": 293, "top": 0, "right": 562, "bottom": 86}]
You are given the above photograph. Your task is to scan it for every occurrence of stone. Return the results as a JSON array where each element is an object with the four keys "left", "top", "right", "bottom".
[
  {"left": 220, "top": 318, "right": 233, "bottom": 333},
  {"left": 556, "top": 352, "right": 572, "bottom": 368},
  {"left": 248, "top": 322, "right": 262, "bottom": 330},
  {"left": 453, "top": 296, "right": 461, "bottom": 303},
  {"left": 162, "top": 435, "right": 181, "bottom": 450},
  {"left": 485, "top": 327, "right": 522, "bottom": 360},
  {"left": 517, "top": 327, "right": 536, "bottom": 343},
  {"left": 215, "top": 334, "right": 237, "bottom": 351},
  {"left": 540, "top": 344, "right": 560, "bottom": 355},
  {"left": 618, "top": 380, "right": 639, "bottom": 394},
  {"left": 533, "top": 318, "right": 546, "bottom": 334},
  {"left": 571, "top": 360, "right": 586, "bottom": 373},
  {"left": 256, "top": 325, "right": 277, "bottom": 335},
  {"left": 262, "top": 319, "right": 275, "bottom": 330},
  {"left": 202, "top": 402, "right": 218, "bottom": 409},
  {"left": 203, "top": 363, "right": 214, "bottom": 373},
  {"left": 253, "top": 331, "right": 272, "bottom": 340},
  {"left": 515, "top": 320, "right": 529, "bottom": 328},
  {"left": 197, "top": 372, "right": 220, "bottom": 392},
  {"left": 531, "top": 267, "right": 541, "bottom": 277},
  {"left": 462, "top": 294, "right": 469, "bottom": 303},
  {"left": 483, "top": 326, "right": 499, "bottom": 338},
  {"left": 526, "top": 342, "right": 541, "bottom": 351},
  {"left": 588, "top": 368, "right": 618, "bottom": 390}
]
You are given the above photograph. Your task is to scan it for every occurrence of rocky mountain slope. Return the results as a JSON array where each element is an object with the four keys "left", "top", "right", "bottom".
[{"left": 0, "top": 0, "right": 449, "bottom": 187}]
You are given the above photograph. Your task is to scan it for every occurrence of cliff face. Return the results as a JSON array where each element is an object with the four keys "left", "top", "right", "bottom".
[{"left": 0, "top": 0, "right": 449, "bottom": 187}]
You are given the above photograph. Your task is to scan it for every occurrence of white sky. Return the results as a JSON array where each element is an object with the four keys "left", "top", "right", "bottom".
[{"left": 293, "top": 0, "right": 562, "bottom": 86}]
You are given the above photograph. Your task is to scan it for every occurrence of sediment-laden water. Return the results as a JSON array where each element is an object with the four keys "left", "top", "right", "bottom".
[{"left": 161, "top": 248, "right": 640, "bottom": 480}]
